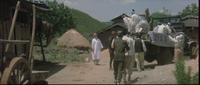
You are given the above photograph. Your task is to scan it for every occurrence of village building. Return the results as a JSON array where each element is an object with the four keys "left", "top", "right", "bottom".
[
  {"left": 181, "top": 15, "right": 199, "bottom": 43},
  {"left": 0, "top": 0, "right": 51, "bottom": 56},
  {"left": 97, "top": 13, "right": 129, "bottom": 49}
]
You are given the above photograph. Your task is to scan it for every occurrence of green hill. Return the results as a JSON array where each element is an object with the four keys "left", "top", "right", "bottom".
[{"left": 72, "top": 9, "right": 108, "bottom": 35}]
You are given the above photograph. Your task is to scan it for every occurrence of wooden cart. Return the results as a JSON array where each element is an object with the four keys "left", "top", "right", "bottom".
[{"left": 0, "top": 0, "right": 50, "bottom": 84}]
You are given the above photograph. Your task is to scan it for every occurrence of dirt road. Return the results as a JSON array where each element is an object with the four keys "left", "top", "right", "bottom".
[{"left": 45, "top": 49, "right": 198, "bottom": 84}]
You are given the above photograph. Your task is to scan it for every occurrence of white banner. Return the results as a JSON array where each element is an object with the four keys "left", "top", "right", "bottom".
[{"left": 148, "top": 31, "right": 175, "bottom": 47}]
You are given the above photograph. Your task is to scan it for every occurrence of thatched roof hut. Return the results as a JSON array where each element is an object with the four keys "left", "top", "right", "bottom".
[{"left": 57, "top": 29, "right": 91, "bottom": 50}]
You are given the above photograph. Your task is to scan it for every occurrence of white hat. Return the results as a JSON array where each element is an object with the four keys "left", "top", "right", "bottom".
[
  {"left": 176, "top": 34, "right": 184, "bottom": 40},
  {"left": 167, "top": 22, "right": 171, "bottom": 25}
]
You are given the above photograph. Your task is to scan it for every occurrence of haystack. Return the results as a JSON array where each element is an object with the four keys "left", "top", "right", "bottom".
[{"left": 57, "top": 29, "right": 91, "bottom": 50}]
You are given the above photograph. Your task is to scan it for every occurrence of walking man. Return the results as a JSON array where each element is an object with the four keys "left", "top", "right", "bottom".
[
  {"left": 121, "top": 29, "right": 135, "bottom": 83},
  {"left": 108, "top": 31, "right": 116, "bottom": 70},
  {"left": 111, "top": 31, "right": 130, "bottom": 84},
  {"left": 134, "top": 33, "right": 147, "bottom": 71}
]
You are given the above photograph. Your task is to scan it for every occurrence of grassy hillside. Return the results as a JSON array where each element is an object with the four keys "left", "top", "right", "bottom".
[{"left": 72, "top": 9, "right": 108, "bottom": 35}]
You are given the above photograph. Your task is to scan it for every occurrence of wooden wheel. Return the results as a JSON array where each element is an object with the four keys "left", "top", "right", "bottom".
[{"left": 1, "top": 57, "right": 32, "bottom": 84}]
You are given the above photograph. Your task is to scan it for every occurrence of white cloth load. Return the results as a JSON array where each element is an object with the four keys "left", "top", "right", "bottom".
[
  {"left": 148, "top": 31, "right": 185, "bottom": 47},
  {"left": 123, "top": 14, "right": 148, "bottom": 34},
  {"left": 153, "top": 24, "right": 171, "bottom": 34},
  {"left": 122, "top": 35, "right": 135, "bottom": 56}
]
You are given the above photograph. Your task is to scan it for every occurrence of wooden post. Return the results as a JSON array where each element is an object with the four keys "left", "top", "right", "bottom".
[
  {"left": 29, "top": 4, "right": 36, "bottom": 70},
  {"left": 5, "top": 1, "right": 20, "bottom": 52},
  {"left": 39, "top": 33, "right": 46, "bottom": 61}
]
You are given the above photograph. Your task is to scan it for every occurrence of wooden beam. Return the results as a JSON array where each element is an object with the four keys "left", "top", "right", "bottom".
[
  {"left": 28, "top": 4, "right": 36, "bottom": 71},
  {"left": 0, "top": 39, "right": 30, "bottom": 44},
  {"left": 5, "top": 1, "right": 20, "bottom": 52}
]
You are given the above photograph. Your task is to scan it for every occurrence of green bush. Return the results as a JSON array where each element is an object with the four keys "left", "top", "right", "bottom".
[
  {"left": 192, "top": 72, "right": 199, "bottom": 84},
  {"left": 70, "top": 49, "right": 85, "bottom": 63},
  {"left": 173, "top": 60, "right": 199, "bottom": 84}
]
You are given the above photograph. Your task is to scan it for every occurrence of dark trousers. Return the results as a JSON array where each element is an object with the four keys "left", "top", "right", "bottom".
[
  {"left": 109, "top": 52, "right": 114, "bottom": 68},
  {"left": 114, "top": 60, "right": 125, "bottom": 83}
]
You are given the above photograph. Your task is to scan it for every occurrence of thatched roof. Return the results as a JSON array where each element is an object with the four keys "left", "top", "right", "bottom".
[{"left": 57, "top": 29, "right": 91, "bottom": 49}]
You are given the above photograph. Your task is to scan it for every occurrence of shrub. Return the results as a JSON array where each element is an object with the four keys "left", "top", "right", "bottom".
[
  {"left": 173, "top": 60, "right": 199, "bottom": 84},
  {"left": 192, "top": 72, "right": 199, "bottom": 84},
  {"left": 70, "top": 49, "right": 85, "bottom": 62}
]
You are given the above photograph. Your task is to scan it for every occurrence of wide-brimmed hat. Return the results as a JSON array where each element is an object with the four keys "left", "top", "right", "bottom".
[
  {"left": 111, "top": 31, "right": 116, "bottom": 35},
  {"left": 117, "top": 31, "right": 123, "bottom": 37}
]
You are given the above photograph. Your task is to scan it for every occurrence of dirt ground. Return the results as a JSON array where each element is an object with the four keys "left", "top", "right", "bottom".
[{"left": 34, "top": 49, "right": 198, "bottom": 84}]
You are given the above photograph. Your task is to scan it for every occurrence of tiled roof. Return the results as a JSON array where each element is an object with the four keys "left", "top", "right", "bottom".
[
  {"left": 181, "top": 15, "right": 199, "bottom": 27},
  {"left": 110, "top": 13, "right": 130, "bottom": 21},
  {"left": 97, "top": 23, "right": 127, "bottom": 34},
  {"left": 24, "top": 0, "right": 51, "bottom": 12}
]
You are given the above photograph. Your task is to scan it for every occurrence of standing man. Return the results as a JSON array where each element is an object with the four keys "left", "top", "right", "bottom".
[
  {"left": 169, "top": 33, "right": 185, "bottom": 61},
  {"left": 134, "top": 33, "right": 147, "bottom": 71},
  {"left": 145, "top": 8, "right": 153, "bottom": 31},
  {"left": 131, "top": 9, "right": 135, "bottom": 15},
  {"left": 92, "top": 33, "right": 104, "bottom": 65},
  {"left": 121, "top": 29, "right": 135, "bottom": 83},
  {"left": 108, "top": 31, "right": 117, "bottom": 70},
  {"left": 111, "top": 31, "right": 130, "bottom": 84}
]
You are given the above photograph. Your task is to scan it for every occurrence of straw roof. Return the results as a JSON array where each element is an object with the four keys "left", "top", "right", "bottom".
[{"left": 57, "top": 29, "right": 91, "bottom": 49}]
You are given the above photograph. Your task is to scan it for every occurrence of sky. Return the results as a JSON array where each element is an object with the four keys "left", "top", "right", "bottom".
[{"left": 51, "top": 0, "right": 198, "bottom": 22}]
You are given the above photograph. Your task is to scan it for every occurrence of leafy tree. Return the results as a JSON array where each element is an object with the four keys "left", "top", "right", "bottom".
[
  {"left": 152, "top": 7, "right": 171, "bottom": 18},
  {"left": 37, "top": 0, "right": 77, "bottom": 37},
  {"left": 72, "top": 9, "right": 108, "bottom": 35},
  {"left": 152, "top": 7, "right": 172, "bottom": 27},
  {"left": 178, "top": 3, "right": 199, "bottom": 18}
]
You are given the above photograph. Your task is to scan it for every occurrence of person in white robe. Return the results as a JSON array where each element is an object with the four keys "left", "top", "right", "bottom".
[
  {"left": 169, "top": 33, "right": 185, "bottom": 61},
  {"left": 166, "top": 22, "right": 172, "bottom": 34},
  {"left": 92, "top": 33, "right": 104, "bottom": 65}
]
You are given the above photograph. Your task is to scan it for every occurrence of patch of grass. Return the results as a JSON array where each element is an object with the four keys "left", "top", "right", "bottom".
[
  {"left": 69, "top": 49, "right": 85, "bottom": 63},
  {"left": 192, "top": 72, "right": 199, "bottom": 84},
  {"left": 173, "top": 60, "right": 199, "bottom": 84},
  {"left": 34, "top": 44, "right": 85, "bottom": 63}
]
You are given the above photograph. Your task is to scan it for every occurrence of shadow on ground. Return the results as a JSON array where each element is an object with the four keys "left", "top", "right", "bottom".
[
  {"left": 126, "top": 77, "right": 139, "bottom": 84},
  {"left": 33, "top": 60, "right": 67, "bottom": 77},
  {"left": 144, "top": 63, "right": 157, "bottom": 69}
]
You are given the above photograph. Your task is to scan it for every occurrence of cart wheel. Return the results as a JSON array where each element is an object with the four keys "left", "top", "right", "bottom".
[
  {"left": 1, "top": 57, "right": 32, "bottom": 84},
  {"left": 190, "top": 45, "right": 197, "bottom": 59}
]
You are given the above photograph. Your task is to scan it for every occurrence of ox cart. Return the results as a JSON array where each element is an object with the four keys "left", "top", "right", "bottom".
[
  {"left": 144, "top": 31, "right": 175, "bottom": 65},
  {"left": 0, "top": 0, "right": 50, "bottom": 84}
]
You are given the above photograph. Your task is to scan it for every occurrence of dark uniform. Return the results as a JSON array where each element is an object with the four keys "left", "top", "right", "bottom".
[
  {"left": 112, "top": 31, "right": 130, "bottom": 84},
  {"left": 108, "top": 31, "right": 116, "bottom": 69}
]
